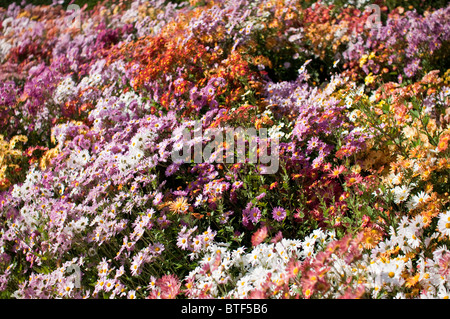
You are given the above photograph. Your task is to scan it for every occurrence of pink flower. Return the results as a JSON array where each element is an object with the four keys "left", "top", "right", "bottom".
[
  {"left": 251, "top": 226, "right": 268, "bottom": 246},
  {"left": 157, "top": 274, "right": 181, "bottom": 299},
  {"left": 328, "top": 165, "right": 346, "bottom": 178},
  {"left": 270, "top": 231, "right": 283, "bottom": 244},
  {"left": 255, "top": 192, "right": 266, "bottom": 201}
]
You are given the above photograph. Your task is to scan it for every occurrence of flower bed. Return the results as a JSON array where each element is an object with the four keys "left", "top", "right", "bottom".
[{"left": 0, "top": 0, "right": 449, "bottom": 299}]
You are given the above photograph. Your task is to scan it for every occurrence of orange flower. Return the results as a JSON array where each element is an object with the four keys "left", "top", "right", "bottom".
[
  {"left": 405, "top": 274, "right": 420, "bottom": 288},
  {"left": 191, "top": 212, "right": 204, "bottom": 220},
  {"left": 169, "top": 196, "right": 189, "bottom": 214},
  {"left": 361, "top": 228, "right": 383, "bottom": 250},
  {"left": 437, "top": 134, "right": 449, "bottom": 152}
]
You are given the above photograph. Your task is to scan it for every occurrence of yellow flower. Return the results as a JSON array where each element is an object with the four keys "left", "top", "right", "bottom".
[
  {"left": 39, "top": 148, "right": 59, "bottom": 171},
  {"left": 365, "top": 73, "right": 376, "bottom": 85},
  {"left": 9, "top": 135, "right": 27, "bottom": 149},
  {"left": 405, "top": 274, "right": 420, "bottom": 288},
  {"left": 6, "top": 149, "right": 22, "bottom": 157},
  {"left": 359, "top": 54, "right": 368, "bottom": 68}
]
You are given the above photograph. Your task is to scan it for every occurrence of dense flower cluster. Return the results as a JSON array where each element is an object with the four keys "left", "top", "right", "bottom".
[{"left": 0, "top": 0, "right": 449, "bottom": 299}]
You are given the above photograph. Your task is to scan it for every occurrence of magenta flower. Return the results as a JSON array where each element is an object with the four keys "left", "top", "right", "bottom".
[{"left": 255, "top": 192, "right": 266, "bottom": 201}]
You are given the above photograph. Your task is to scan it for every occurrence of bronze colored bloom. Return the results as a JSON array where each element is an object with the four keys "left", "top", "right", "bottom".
[{"left": 169, "top": 196, "right": 189, "bottom": 214}]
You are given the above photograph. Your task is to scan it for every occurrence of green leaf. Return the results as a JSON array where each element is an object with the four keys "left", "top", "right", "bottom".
[
  {"left": 410, "top": 110, "right": 420, "bottom": 118},
  {"left": 382, "top": 102, "right": 390, "bottom": 114}
]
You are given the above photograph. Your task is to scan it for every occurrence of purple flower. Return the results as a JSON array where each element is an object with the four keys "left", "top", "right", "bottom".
[
  {"left": 306, "top": 137, "right": 321, "bottom": 154},
  {"left": 203, "top": 85, "right": 215, "bottom": 97},
  {"left": 404, "top": 58, "right": 421, "bottom": 78},
  {"left": 219, "top": 210, "right": 234, "bottom": 224},
  {"left": 272, "top": 207, "right": 286, "bottom": 222},
  {"left": 242, "top": 212, "right": 250, "bottom": 227},
  {"left": 165, "top": 163, "right": 180, "bottom": 177},
  {"left": 156, "top": 214, "right": 171, "bottom": 229},
  {"left": 242, "top": 203, "right": 254, "bottom": 226},
  {"left": 247, "top": 207, "right": 261, "bottom": 224}
]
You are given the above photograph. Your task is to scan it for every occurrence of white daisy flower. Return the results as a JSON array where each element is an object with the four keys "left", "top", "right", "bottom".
[{"left": 437, "top": 211, "right": 450, "bottom": 237}]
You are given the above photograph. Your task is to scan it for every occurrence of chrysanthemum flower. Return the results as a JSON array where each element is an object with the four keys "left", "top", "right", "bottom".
[
  {"left": 251, "top": 226, "right": 268, "bottom": 247},
  {"left": 407, "top": 191, "right": 430, "bottom": 209},
  {"left": 393, "top": 185, "right": 412, "bottom": 204},
  {"left": 165, "top": 163, "right": 180, "bottom": 177},
  {"left": 286, "top": 258, "right": 301, "bottom": 279},
  {"left": 272, "top": 207, "right": 286, "bottom": 221},
  {"left": 169, "top": 196, "right": 189, "bottom": 214},
  {"left": 248, "top": 207, "right": 262, "bottom": 224},
  {"left": 438, "top": 211, "right": 450, "bottom": 237},
  {"left": 60, "top": 281, "right": 75, "bottom": 297},
  {"left": 345, "top": 174, "right": 362, "bottom": 187},
  {"left": 177, "top": 234, "right": 190, "bottom": 250},
  {"left": 127, "top": 290, "right": 136, "bottom": 299},
  {"left": 361, "top": 228, "right": 383, "bottom": 249},
  {"left": 152, "top": 192, "right": 163, "bottom": 206},
  {"left": 328, "top": 165, "right": 345, "bottom": 178}
]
